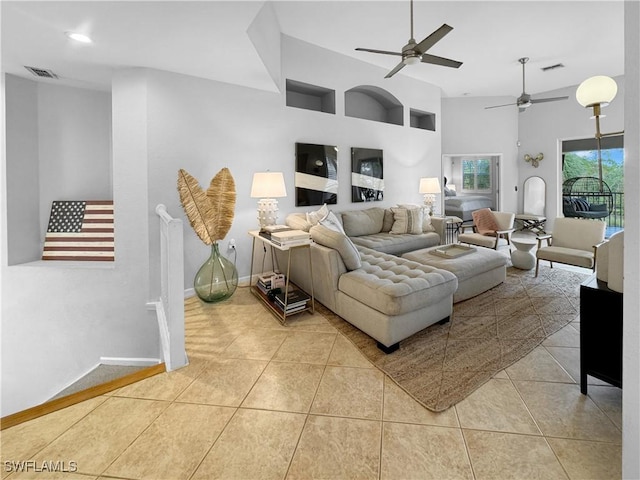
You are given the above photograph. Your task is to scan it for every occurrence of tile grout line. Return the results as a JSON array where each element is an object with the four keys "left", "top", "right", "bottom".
[{"left": 282, "top": 332, "right": 339, "bottom": 479}]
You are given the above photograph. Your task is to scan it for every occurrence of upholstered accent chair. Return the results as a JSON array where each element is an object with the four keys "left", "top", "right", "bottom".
[
  {"left": 535, "top": 217, "right": 606, "bottom": 277},
  {"left": 458, "top": 209, "right": 515, "bottom": 250}
]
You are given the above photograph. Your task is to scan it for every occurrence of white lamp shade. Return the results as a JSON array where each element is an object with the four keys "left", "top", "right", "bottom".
[
  {"left": 250, "top": 172, "right": 287, "bottom": 198},
  {"left": 576, "top": 75, "right": 618, "bottom": 108},
  {"left": 418, "top": 177, "right": 441, "bottom": 194}
]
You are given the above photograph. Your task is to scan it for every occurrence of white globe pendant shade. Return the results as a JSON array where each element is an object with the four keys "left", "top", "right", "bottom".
[{"left": 576, "top": 76, "right": 618, "bottom": 108}]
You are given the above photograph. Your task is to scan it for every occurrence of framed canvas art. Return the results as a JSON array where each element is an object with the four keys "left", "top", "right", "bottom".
[
  {"left": 295, "top": 143, "right": 338, "bottom": 206},
  {"left": 351, "top": 147, "right": 383, "bottom": 202}
]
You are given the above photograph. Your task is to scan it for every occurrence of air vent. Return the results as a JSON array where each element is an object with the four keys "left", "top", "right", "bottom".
[
  {"left": 24, "top": 66, "right": 58, "bottom": 79},
  {"left": 541, "top": 63, "right": 564, "bottom": 72}
]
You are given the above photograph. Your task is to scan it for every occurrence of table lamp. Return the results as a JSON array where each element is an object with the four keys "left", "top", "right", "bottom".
[
  {"left": 419, "top": 177, "right": 441, "bottom": 215},
  {"left": 250, "top": 172, "right": 287, "bottom": 229}
]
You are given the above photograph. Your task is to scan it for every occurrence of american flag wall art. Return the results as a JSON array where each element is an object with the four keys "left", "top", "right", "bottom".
[{"left": 42, "top": 200, "right": 114, "bottom": 261}]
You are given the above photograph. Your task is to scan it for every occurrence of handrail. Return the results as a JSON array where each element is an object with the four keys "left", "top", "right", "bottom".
[
  {"left": 153, "top": 204, "right": 187, "bottom": 371},
  {"left": 155, "top": 204, "right": 174, "bottom": 223}
]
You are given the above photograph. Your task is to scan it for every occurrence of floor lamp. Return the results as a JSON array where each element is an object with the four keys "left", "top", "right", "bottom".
[{"left": 576, "top": 75, "right": 624, "bottom": 191}]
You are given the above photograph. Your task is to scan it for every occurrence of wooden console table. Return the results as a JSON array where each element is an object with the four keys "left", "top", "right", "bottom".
[{"left": 579, "top": 274, "right": 623, "bottom": 394}]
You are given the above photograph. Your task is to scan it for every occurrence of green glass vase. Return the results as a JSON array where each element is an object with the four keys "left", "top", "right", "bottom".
[{"left": 194, "top": 243, "right": 238, "bottom": 303}]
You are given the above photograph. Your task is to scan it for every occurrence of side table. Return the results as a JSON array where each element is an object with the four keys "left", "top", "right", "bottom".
[
  {"left": 510, "top": 238, "right": 536, "bottom": 270},
  {"left": 444, "top": 216, "right": 463, "bottom": 243},
  {"left": 248, "top": 230, "right": 315, "bottom": 324}
]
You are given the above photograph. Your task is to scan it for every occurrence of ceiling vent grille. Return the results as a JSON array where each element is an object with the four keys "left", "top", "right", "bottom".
[
  {"left": 24, "top": 66, "right": 58, "bottom": 79},
  {"left": 541, "top": 63, "right": 564, "bottom": 72}
]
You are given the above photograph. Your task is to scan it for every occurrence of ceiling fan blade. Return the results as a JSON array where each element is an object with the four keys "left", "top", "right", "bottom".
[
  {"left": 385, "top": 61, "right": 406, "bottom": 79},
  {"left": 420, "top": 53, "right": 463, "bottom": 69},
  {"left": 415, "top": 24, "right": 453, "bottom": 54},
  {"left": 530, "top": 96, "right": 569, "bottom": 104},
  {"left": 355, "top": 47, "right": 403, "bottom": 57},
  {"left": 485, "top": 102, "right": 518, "bottom": 109}
]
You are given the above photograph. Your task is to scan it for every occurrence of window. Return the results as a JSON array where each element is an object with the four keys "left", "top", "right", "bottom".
[
  {"left": 462, "top": 158, "right": 491, "bottom": 192},
  {"left": 562, "top": 135, "right": 624, "bottom": 193}
]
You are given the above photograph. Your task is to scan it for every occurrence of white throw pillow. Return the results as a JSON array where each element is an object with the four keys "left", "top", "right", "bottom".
[
  {"left": 397, "top": 203, "right": 434, "bottom": 233},
  {"left": 286, "top": 213, "right": 312, "bottom": 232},
  {"left": 306, "top": 204, "right": 329, "bottom": 226},
  {"left": 422, "top": 211, "right": 436, "bottom": 232},
  {"left": 390, "top": 207, "right": 423, "bottom": 235},
  {"left": 319, "top": 211, "right": 345, "bottom": 234}
]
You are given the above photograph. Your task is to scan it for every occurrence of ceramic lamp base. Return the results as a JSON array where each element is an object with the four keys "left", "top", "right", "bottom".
[{"left": 257, "top": 198, "right": 279, "bottom": 228}]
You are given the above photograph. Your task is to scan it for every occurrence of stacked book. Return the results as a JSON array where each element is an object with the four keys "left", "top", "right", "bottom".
[
  {"left": 274, "top": 288, "right": 311, "bottom": 314},
  {"left": 256, "top": 271, "right": 285, "bottom": 295},
  {"left": 259, "top": 227, "right": 311, "bottom": 247}
]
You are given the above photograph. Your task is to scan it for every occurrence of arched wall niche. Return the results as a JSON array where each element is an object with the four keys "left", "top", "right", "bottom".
[{"left": 344, "top": 85, "right": 403, "bottom": 126}]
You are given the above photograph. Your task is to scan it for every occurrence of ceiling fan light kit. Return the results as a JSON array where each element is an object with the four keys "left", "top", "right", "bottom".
[{"left": 355, "top": 0, "right": 462, "bottom": 78}]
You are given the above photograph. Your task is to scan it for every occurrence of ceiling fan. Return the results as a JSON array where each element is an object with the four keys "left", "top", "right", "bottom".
[
  {"left": 485, "top": 57, "right": 569, "bottom": 112},
  {"left": 355, "top": 0, "right": 462, "bottom": 79}
]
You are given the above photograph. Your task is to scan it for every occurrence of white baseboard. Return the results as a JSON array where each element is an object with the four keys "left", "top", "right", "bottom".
[{"left": 99, "top": 357, "right": 161, "bottom": 366}]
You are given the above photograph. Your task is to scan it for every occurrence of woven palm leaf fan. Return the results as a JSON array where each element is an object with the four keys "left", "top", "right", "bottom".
[
  {"left": 177, "top": 167, "right": 236, "bottom": 244},
  {"left": 207, "top": 167, "right": 236, "bottom": 241}
]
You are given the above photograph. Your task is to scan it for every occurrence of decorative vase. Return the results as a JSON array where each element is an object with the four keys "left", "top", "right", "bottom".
[{"left": 194, "top": 242, "right": 238, "bottom": 303}]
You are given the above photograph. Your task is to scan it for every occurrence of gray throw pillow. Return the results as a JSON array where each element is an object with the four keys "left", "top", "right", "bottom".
[
  {"left": 340, "top": 208, "right": 384, "bottom": 237},
  {"left": 310, "top": 224, "right": 362, "bottom": 271}
]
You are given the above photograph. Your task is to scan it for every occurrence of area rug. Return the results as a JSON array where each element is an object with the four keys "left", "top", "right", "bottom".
[{"left": 318, "top": 266, "right": 589, "bottom": 412}]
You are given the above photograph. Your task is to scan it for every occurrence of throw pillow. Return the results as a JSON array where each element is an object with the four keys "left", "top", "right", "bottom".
[
  {"left": 472, "top": 208, "right": 499, "bottom": 236},
  {"left": 390, "top": 207, "right": 423, "bottom": 235},
  {"left": 396, "top": 204, "right": 434, "bottom": 233},
  {"left": 286, "top": 213, "right": 312, "bottom": 232},
  {"left": 309, "top": 224, "right": 362, "bottom": 271},
  {"left": 422, "top": 212, "right": 436, "bottom": 233},
  {"left": 341, "top": 208, "right": 384, "bottom": 237},
  {"left": 306, "top": 203, "right": 329, "bottom": 226},
  {"left": 319, "top": 211, "right": 346, "bottom": 234}
]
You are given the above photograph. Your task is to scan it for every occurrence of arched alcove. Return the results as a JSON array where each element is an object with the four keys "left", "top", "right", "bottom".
[{"left": 344, "top": 85, "right": 403, "bottom": 126}]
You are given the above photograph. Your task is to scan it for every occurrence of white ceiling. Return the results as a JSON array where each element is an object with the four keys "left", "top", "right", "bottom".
[{"left": 1, "top": 1, "right": 625, "bottom": 99}]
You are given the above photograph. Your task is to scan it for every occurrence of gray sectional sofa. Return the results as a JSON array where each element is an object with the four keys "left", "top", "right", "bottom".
[
  {"left": 281, "top": 206, "right": 459, "bottom": 352},
  {"left": 278, "top": 205, "right": 508, "bottom": 352}
]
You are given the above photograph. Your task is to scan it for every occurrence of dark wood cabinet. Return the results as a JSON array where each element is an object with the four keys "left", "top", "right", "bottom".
[{"left": 579, "top": 274, "right": 623, "bottom": 394}]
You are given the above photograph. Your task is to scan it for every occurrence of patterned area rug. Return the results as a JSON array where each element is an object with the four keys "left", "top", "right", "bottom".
[{"left": 318, "top": 266, "right": 589, "bottom": 412}]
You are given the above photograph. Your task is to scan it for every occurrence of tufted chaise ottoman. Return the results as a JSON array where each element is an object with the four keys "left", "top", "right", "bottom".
[
  {"left": 336, "top": 247, "right": 458, "bottom": 352},
  {"left": 402, "top": 246, "right": 507, "bottom": 303}
]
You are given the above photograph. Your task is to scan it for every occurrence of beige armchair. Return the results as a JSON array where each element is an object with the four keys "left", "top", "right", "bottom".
[
  {"left": 458, "top": 209, "right": 515, "bottom": 250},
  {"left": 535, "top": 217, "right": 606, "bottom": 277}
]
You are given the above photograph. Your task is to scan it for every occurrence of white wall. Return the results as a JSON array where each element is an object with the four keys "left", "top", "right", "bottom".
[
  {"left": 4, "top": 75, "right": 39, "bottom": 265},
  {"left": 143, "top": 35, "right": 444, "bottom": 290},
  {"left": 441, "top": 96, "right": 520, "bottom": 213},
  {"left": 1, "top": 74, "right": 159, "bottom": 417},
  {"left": 38, "top": 83, "right": 112, "bottom": 234},
  {"left": 623, "top": 1, "right": 639, "bottom": 477},
  {"left": 517, "top": 78, "right": 624, "bottom": 231}
]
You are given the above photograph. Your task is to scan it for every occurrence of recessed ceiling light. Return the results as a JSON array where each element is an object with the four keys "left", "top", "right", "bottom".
[{"left": 65, "top": 32, "right": 92, "bottom": 43}]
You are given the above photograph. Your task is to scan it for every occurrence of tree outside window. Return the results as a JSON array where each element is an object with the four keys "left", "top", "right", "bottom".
[
  {"left": 562, "top": 148, "right": 624, "bottom": 193},
  {"left": 462, "top": 158, "right": 491, "bottom": 192}
]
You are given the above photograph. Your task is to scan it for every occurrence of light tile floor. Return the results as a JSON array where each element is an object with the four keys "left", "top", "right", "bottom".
[{"left": 1, "top": 243, "right": 622, "bottom": 480}]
